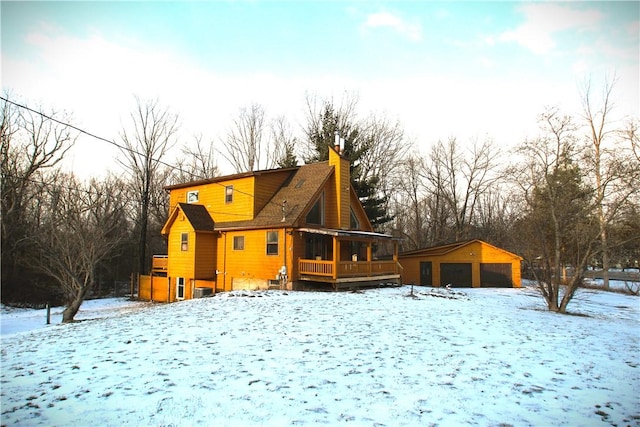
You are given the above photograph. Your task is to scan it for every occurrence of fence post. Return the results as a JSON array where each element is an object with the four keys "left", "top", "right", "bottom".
[{"left": 46, "top": 303, "right": 50, "bottom": 325}]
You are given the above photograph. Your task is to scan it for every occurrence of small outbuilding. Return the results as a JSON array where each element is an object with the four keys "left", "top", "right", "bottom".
[{"left": 399, "top": 239, "right": 522, "bottom": 288}]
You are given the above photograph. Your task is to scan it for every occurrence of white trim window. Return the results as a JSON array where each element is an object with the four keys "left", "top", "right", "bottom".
[
  {"left": 233, "top": 235, "right": 245, "bottom": 251},
  {"left": 176, "top": 277, "right": 185, "bottom": 300},
  {"left": 187, "top": 190, "right": 199, "bottom": 203},
  {"left": 266, "top": 231, "right": 279, "bottom": 255},
  {"left": 225, "top": 185, "right": 233, "bottom": 203}
]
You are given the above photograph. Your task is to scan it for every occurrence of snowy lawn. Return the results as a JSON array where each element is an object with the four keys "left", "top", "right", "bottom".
[{"left": 1, "top": 285, "right": 639, "bottom": 426}]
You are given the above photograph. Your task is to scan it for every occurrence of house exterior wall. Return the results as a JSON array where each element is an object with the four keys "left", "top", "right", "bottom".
[
  {"left": 169, "top": 176, "right": 256, "bottom": 222},
  {"left": 215, "top": 228, "right": 291, "bottom": 291},
  {"left": 167, "top": 218, "right": 196, "bottom": 300},
  {"left": 194, "top": 233, "right": 216, "bottom": 280},
  {"left": 399, "top": 241, "right": 521, "bottom": 288}
]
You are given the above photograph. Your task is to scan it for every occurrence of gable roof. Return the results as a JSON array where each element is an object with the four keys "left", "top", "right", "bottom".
[
  {"left": 163, "top": 167, "right": 298, "bottom": 191},
  {"left": 161, "top": 203, "right": 215, "bottom": 235},
  {"left": 399, "top": 239, "right": 522, "bottom": 259},
  {"left": 215, "top": 162, "right": 334, "bottom": 230}
]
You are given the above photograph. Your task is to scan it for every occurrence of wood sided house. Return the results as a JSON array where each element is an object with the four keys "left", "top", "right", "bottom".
[
  {"left": 139, "top": 146, "right": 401, "bottom": 302},
  {"left": 399, "top": 240, "right": 522, "bottom": 288}
]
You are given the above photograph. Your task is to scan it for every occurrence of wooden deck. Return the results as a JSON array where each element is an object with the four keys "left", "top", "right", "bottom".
[
  {"left": 298, "top": 258, "right": 402, "bottom": 289},
  {"left": 151, "top": 255, "right": 168, "bottom": 275}
]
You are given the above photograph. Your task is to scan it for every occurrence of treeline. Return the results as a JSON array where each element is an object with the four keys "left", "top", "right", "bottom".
[{"left": 1, "top": 78, "right": 639, "bottom": 315}]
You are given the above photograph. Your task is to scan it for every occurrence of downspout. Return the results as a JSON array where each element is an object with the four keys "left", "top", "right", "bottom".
[
  {"left": 283, "top": 228, "right": 287, "bottom": 288},
  {"left": 223, "top": 232, "right": 227, "bottom": 291}
]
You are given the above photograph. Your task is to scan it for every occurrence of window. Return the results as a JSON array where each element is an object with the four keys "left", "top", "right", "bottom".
[
  {"left": 181, "top": 233, "right": 188, "bottom": 251},
  {"left": 186, "top": 190, "right": 199, "bottom": 203},
  {"left": 176, "top": 277, "right": 185, "bottom": 300},
  {"left": 266, "top": 231, "right": 279, "bottom": 255},
  {"left": 225, "top": 185, "right": 233, "bottom": 203},
  {"left": 305, "top": 193, "right": 324, "bottom": 225},
  {"left": 350, "top": 208, "right": 360, "bottom": 229},
  {"left": 233, "top": 235, "right": 245, "bottom": 251}
]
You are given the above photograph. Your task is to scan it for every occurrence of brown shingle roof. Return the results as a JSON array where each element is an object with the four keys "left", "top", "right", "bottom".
[
  {"left": 216, "top": 162, "right": 333, "bottom": 230},
  {"left": 178, "top": 203, "right": 215, "bottom": 231}
]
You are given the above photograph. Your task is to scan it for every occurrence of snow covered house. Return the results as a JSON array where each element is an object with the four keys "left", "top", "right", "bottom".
[
  {"left": 398, "top": 240, "right": 522, "bottom": 288},
  {"left": 138, "top": 146, "right": 400, "bottom": 302}
]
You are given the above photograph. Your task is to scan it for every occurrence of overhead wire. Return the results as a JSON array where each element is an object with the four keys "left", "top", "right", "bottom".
[{"left": 0, "top": 96, "right": 296, "bottom": 212}]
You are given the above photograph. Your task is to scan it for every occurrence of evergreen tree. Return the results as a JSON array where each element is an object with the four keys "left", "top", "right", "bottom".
[{"left": 304, "top": 101, "right": 392, "bottom": 229}]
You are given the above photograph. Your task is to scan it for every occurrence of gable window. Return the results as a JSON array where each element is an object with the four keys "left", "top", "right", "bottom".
[
  {"left": 233, "top": 235, "right": 245, "bottom": 251},
  {"left": 350, "top": 208, "right": 360, "bottom": 229},
  {"left": 225, "top": 185, "right": 233, "bottom": 203},
  {"left": 305, "top": 192, "right": 324, "bottom": 225},
  {"left": 181, "top": 233, "right": 188, "bottom": 251},
  {"left": 187, "top": 190, "right": 199, "bottom": 204},
  {"left": 266, "top": 231, "right": 279, "bottom": 255}
]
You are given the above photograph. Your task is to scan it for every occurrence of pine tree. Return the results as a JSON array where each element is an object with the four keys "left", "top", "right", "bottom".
[{"left": 304, "top": 101, "right": 392, "bottom": 229}]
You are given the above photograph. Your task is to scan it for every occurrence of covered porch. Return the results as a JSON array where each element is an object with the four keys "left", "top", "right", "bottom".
[{"left": 296, "top": 228, "right": 401, "bottom": 290}]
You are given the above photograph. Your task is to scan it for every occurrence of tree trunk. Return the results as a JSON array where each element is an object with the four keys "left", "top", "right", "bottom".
[
  {"left": 600, "top": 228, "right": 610, "bottom": 290},
  {"left": 62, "top": 292, "right": 84, "bottom": 323},
  {"left": 62, "top": 277, "right": 92, "bottom": 323}
]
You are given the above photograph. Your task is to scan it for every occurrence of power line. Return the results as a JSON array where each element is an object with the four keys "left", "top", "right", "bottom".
[
  {"left": 0, "top": 95, "right": 199, "bottom": 179},
  {"left": 1, "top": 96, "right": 295, "bottom": 213}
]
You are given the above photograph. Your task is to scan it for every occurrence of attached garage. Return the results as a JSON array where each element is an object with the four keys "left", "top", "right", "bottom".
[{"left": 399, "top": 240, "right": 522, "bottom": 288}]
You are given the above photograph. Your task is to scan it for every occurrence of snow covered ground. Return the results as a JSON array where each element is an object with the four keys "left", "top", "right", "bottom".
[{"left": 1, "top": 285, "right": 639, "bottom": 426}]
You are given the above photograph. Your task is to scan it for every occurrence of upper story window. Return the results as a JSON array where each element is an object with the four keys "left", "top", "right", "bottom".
[
  {"left": 350, "top": 208, "right": 360, "bottom": 229},
  {"left": 266, "top": 231, "right": 278, "bottom": 255},
  {"left": 233, "top": 235, "right": 245, "bottom": 251},
  {"left": 181, "top": 233, "right": 188, "bottom": 251},
  {"left": 305, "top": 192, "right": 324, "bottom": 225},
  {"left": 225, "top": 185, "right": 234, "bottom": 203},
  {"left": 187, "top": 190, "right": 199, "bottom": 204}
]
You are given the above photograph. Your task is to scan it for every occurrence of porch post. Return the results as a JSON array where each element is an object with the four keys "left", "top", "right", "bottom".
[
  {"left": 367, "top": 242, "right": 372, "bottom": 277},
  {"left": 393, "top": 240, "right": 399, "bottom": 274},
  {"left": 333, "top": 237, "right": 338, "bottom": 280}
]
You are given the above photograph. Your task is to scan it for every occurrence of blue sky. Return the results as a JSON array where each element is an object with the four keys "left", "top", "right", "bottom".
[{"left": 2, "top": 1, "right": 638, "bottom": 176}]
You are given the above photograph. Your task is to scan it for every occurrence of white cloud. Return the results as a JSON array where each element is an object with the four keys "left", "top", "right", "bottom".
[
  {"left": 498, "top": 3, "right": 603, "bottom": 54},
  {"left": 362, "top": 11, "right": 422, "bottom": 42}
]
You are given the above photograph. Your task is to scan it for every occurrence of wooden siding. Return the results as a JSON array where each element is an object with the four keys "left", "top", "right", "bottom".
[
  {"left": 349, "top": 187, "right": 373, "bottom": 232},
  {"left": 329, "top": 147, "right": 350, "bottom": 229},
  {"left": 216, "top": 229, "right": 290, "bottom": 292},
  {"left": 138, "top": 275, "right": 172, "bottom": 302},
  {"left": 167, "top": 219, "right": 196, "bottom": 288},
  {"left": 194, "top": 233, "right": 216, "bottom": 280},
  {"left": 169, "top": 176, "right": 256, "bottom": 222},
  {"left": 399, "top": 240, "right": 521, "bottom": 288},
  {"left": 323, "top": 179, "right": 338, "bottom": 229}
]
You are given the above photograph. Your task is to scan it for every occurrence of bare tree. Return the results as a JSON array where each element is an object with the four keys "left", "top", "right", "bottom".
[
  {"left": 221, "top": 103, "right": 272, "bottom": 172},
  {"left": 511, "top": 107, "right": 598, "bottom": 313},
  {"left": 580, "top": 76, "right": 640, "bottom": 288},
  {"left": 426, "top": 136, "right": 500, "bottom": 241},
  {"left": 581, "top": 76, "right": 616, "bottom": 289},
  {"left": 394, "top": 154, "right": 428, "bottom": 249},
  {"left": 1, "top": 95, "right": 76, "bottom": 302},
  {"left": 118, "top": 96, "right": 179, "bottom": 276},
  {"left": 31, "top": 173, "right": 128, "bottom": 322},
  {"left": 271, "top": 115, "right": 298, "bottom": 168},
  {"left": 173, "top": 134, "right": 220, "bottom": 183},
  {"left": 623, "top": 118, "right": 640, "bottom": 162}
]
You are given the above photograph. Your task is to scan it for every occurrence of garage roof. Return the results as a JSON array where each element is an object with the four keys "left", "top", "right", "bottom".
[{"left": 399, "top": 239, "right": 522, "bottom": 259}]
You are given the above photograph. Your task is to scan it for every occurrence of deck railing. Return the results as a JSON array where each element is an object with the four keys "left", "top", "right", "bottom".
[
  {"left": 299, "top": 259, "right": 334, "bottom": 277},
  {"left": 299, "top": 259, "right": 399, "bottom": 279},
  {"left": 152, "top": 255, "right": 168, "bottom": 273}
]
